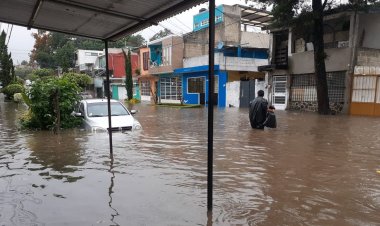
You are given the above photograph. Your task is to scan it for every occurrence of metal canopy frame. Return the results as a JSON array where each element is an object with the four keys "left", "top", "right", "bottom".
[
  {"left": 0, "top": 0, "right": 207, "bottom": 41},
  {"left": 238, "top": 5, "right": 273, "bottom": 28},
  {"left": 0, "top": 0, "right": 217, "bottom": 213}
]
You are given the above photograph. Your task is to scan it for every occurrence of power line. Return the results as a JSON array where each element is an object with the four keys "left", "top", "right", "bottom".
[
  {"left": 173, "top": 17, "right": 193, "bottom": 31},
  {"left": 6, "top": 25, "right": 13, "bottom": 46}
]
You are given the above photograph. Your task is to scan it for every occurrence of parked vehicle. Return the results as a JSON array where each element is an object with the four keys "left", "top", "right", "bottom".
[{"left": 73, "top": 99, "right": 141, "bottom": 132}]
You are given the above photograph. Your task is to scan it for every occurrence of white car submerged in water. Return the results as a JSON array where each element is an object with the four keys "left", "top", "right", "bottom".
[{"left": 74, "top": 99, "right": 141, "bottom": 132}]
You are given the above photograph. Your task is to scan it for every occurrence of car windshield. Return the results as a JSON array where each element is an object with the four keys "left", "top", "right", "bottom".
[{"left": 87, "top": 102, "right": 130, "bottom": 117}]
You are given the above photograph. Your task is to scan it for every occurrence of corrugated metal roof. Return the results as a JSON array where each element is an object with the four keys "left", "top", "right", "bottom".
[{"left": 0, "top": 0, "right": 207, "bottom": 41}]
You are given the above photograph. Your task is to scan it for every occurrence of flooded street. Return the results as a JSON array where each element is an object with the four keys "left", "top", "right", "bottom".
[{"left": 1, "top": 98, "right": 380, "bottom": 226}]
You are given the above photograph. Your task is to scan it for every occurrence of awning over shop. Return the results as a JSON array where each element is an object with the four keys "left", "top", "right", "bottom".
[{"left": 0, "top": 0, "right": 207, "bottom": 41}]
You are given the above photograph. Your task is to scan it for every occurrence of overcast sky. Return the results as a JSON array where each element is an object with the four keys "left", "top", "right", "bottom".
[{"left": 0, "top": 0, "right": 256, "bottom": 64}]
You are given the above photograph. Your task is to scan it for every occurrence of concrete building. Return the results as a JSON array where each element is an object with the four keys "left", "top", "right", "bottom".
[
  {"left": 175, "top": 4, "right": 271, "bottom": 108},
  {"left": 93, "top": 48, "right": 139, "bottom": 100},
  {"left": 260, "top": 9, "right": 380, "bottom": 116},
  {"left": 75, "top": 49, "right": 104, "bottom": 73},
  {"left": 148, "top": 35, "right": 184, "bottom": 104},
  {"left": 136, "top": 47, "right": 158, "bottom": 104}
]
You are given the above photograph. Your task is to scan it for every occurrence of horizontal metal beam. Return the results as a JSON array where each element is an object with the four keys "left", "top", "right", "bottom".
[
  {"left": 28, "top": 0, "right": 43, "bottom": 29},
  {"left": 46, "top": 0, "right": 145, "bottom": 22},
  {"left": 107, "top": 0, "right": 207, "bottom": 41}
]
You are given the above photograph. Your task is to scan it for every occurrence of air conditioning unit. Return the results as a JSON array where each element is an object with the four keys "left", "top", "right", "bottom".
[{"left": 338, "top": 41, "right": 349, "bottom": 48}]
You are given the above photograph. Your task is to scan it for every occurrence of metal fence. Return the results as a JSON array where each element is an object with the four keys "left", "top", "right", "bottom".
[{"left": 290, "top": 71, "right": 346, "bottom": 102}]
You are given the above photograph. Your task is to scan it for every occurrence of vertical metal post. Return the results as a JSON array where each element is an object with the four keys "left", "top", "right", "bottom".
[
  {"left": 207, "top": 0, "right": 215, "bottom": 212},
  {"left": 104, "top": 40, "right": 113, "bottom": 155}
]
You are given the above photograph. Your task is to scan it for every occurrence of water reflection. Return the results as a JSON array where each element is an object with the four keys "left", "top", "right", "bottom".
[
  {"left": 0, "top": 100, "right": 379, "bottom": 225},
  {"left": 26, "top": 130, "right": 86, "bottom": 182},
  {"left": 108, "top": 157, "right": 119, "bottom": 225}
]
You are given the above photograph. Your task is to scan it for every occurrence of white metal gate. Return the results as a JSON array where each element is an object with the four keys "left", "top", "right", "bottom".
[
  {"left": 272, "top": 76, "right": 287, "bottom": 110},
  {"left": 350, "top": 75, "right": 380, "bottom": 116}
]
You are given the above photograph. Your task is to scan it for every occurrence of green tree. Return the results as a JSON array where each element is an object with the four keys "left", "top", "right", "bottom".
[
  {"left": 62, "top": 72, "right": 92, "bottom": 89},
  {"left": 0, "top": 31, "right": 15, "bottom": 87},
  {"left": 29, "top": 68, "right": 55, "bottom": 81},
  {"left": 123, "top": 49, "right": 133, "bottom": 100},
  {"left": 15, "top": 66, "right": 34, "bottom": 80},
  {"left": 30, "top": 31, "right": 146, "bottom": 71},
  {"left": 149, "top": 28, "right": 173, "bottom": 42},
  {"left": 55, "top": 41, "right": 75, "bottom": 72},
  {"left": 21, "top": 76, "right": 82, "bottom": 130}
]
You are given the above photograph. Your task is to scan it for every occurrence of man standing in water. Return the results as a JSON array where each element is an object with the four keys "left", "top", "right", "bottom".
[{"left": 249, "top": 90, "right": 268, "bottom": 129}]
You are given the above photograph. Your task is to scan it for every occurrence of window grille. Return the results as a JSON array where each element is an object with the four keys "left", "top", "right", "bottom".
[
  {"left": 290, "top": 72, "right": 345, "bottom": 102},
  {"left": 188, "top": 77, "right": 205, "bottom": 93},
  {"left": 141, "top": 80, "right": 151, "bottom": 96},
  {"left": 160, "top": 77, "right": 182, "bottom": 100}
]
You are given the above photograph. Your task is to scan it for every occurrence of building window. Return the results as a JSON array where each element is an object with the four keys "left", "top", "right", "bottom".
[
  {"left": 188, "top": 77, "right": 205, "bottom": 93},
  {"left": 201, "top": 19, "right": 209, "bottom": 26},
  {"left": 162, "top": 46, "right": 172, "bottom": 66},
  {"left": 143, "top": 52, "right": 149, "bottom": 70},
  {"left": 141, "top": 80, "right": 151, "bottom": 96},
  {"left": 160, "top": 77, "right": 182, "bottom": 100},
  {"left": 85, "top": 52, "right": 99, "bottom": 56},
  {"left": 290, "top": 72, "right": 345, "bottom": 102}
]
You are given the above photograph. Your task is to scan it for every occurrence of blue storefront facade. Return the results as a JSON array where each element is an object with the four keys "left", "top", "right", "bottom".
[{"left": 174, "top": 65, "right": 227, "bottom": 108}]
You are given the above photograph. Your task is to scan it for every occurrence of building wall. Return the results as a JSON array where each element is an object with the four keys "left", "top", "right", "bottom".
[
  {"left": 241, "top": 32, "right": 270, "bottom": 49},
  {"left": 183, "top": 53, "right": 268, "bottom": 72},
  {"left": 359, "top": 13, "right": 380, "bottom": 49},
  {"left": 181, "top": 70, "right": 227, "bottom": 107},
  {"left": 171, "top": 36, "right": 184, "bottom": 70},
  {"left": 289, "top": 47, "right": 351, "bottom": 74},
  {"left": 76, "top": 50, "right": 103, "bottom": 71},
  {"left": 149, "top": 36, "right": 183, "bottom": 74},
  {"left": 226, "top": 80, "right": 240, "bottom": 107},
  {"left": 193, "top": 5, "right": 224, "bottom": 31},
  {"left": 139, "top": 47, "right": 150, "bottom": 76},
  {"left": 356, "top": 48, "right": 380, "bottom": 66},
  {"left": 184, "top": 5, "right": 241, "bottom": 58},
  {"left": 108, "top": 53, "right": 139, "bottom": 78}
]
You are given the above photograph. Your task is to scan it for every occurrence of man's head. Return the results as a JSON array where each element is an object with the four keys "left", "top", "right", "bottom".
[{"left": 257, "top": 90, "right": 264, "bottom": 97}]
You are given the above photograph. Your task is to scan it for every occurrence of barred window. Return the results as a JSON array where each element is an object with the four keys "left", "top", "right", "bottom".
[
  {"left": 188, "top": 77, "right": 205, "bottom": 93},
  {"left": 160, "top": 77, "right": 182, "bottom": 100},
  {"left": 290, "top": 72, "right": 345, "bottom": 102},
  {"left": 143, "top": 52, "right": 149, "bottom": 71},
  {"left": 141, "top": 80, "right": 151, "bottom": 96},
  {"left": 327, "top": 71, "right": 346, "bottom": 102}
]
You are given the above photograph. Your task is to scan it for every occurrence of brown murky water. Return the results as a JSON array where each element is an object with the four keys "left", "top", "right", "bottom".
[{"left": 1, "top": 96, "right": 380, "bottom": 225}]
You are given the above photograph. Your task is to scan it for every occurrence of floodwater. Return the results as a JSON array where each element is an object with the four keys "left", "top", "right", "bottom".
[{"left": 1, "top": 97, "right": 380, "bottom": 226}]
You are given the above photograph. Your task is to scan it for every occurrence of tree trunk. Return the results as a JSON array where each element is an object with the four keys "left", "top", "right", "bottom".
[{"left": 313, "top": 0, "right": 330, "bottom": 114}]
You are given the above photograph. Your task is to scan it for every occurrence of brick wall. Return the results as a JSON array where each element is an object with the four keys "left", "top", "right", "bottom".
[{"left": 357, "top": 48, "right": 380, "bottom": 66}]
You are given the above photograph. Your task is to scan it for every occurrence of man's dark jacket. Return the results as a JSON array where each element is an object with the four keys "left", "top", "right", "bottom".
[{"left": 249, "top": 96, "right": 268, "bottom": 129}]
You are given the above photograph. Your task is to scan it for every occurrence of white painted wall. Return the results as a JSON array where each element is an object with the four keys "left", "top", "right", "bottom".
[
  {"left": 141, "top": 95, "right": 151, "bottom": 102},
  {"left": 76, "top": 49, "right": 103, "bottom": 71},
  {"left": 226, "top": 81, "right": 240, "bottom": 108},
  {"left": 118, "top": 86, "right": 127, "bottom": 100},
  {"left": 183, "top": 53, "right": 268, "bottom": 71},
  {"left": 241, "top": 32, "right": 270, "bottom": 49}
]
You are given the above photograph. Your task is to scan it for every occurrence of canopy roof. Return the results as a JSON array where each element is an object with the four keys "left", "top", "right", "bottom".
[
  {"left": 0, "top": 0, "right": 207, "bottom": 41},
  {"left": 239, "top": 5, "right": 272, "bottom": 28}
]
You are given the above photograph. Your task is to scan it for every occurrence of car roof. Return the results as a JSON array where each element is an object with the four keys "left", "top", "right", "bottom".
[{"left": 82, "top": 99, "right": 120, "bottom": 104}]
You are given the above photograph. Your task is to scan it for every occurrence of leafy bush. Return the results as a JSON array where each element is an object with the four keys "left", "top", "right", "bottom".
[
  {"left": 62, "top": 72, "right": 92, "bottom": 89},
  {"left": 21, "top": 76, "right": 82, "bottom": 130},
  {"left": 1, "top": 84, "right": 25, "bottom": 100},
  {"left": 30, "top": 68, "right": 55, "bottom": 79},
  {"left": 13, "top": 93, "right": 23, "bottom": 103},
  {"left": 125, "top": 98, "right": 140, "bottom": 104}
]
